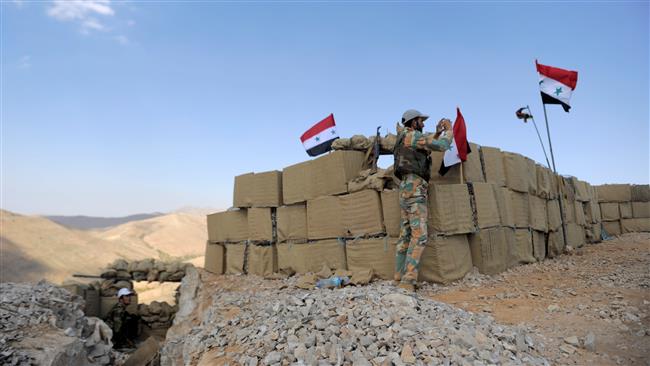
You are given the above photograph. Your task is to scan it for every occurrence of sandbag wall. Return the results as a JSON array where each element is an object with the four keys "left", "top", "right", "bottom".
[
  {"left": 137, "top": 301, "right": 177, "bottom": 332},
  {"left": 101, "top": 258, "right": 191, "bottom": 286},
  {"left": 62, "top": 283, "right": 101, "bottom": 318},
  {"left": 596, "top": 184, "right": 650, "bottom": 235},
  {"left": 95, "top": 259, "right": 188, "bottom": 332},
  {"left": 205, "top": 145, "right": 650, "bottom": 283}
]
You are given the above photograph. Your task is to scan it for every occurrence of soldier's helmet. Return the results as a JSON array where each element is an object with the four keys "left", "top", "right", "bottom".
[
  {"left": 117, "top": 288, "right": 134, "bottom": 299},
  {"left": 401, "top": 109, "right": 429, "bottom": 125}
]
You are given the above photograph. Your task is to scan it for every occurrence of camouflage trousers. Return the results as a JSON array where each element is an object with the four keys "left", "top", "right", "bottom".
[{"left": 395, "top": 180, "right": 429, "bottom": 285}]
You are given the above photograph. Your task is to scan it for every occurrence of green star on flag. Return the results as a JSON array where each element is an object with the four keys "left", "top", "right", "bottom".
[
  {"left": 300, "top": 113, "right": 339, "bottom": 157},
  {"left": 536, "top": 60, "right": 578, "bottom": 113}
]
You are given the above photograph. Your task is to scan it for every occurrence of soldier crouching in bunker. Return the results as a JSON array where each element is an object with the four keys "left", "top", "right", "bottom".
[{"left": 104, "top": 287, "right": 140, "bottom": 349}]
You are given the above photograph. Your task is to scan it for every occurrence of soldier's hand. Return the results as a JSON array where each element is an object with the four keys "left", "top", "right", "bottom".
[{"left": 436, "top": 118, "right": 451, "bottom": 134}]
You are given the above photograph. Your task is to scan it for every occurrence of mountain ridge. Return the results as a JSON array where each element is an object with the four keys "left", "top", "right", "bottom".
[{"left": 46, "top": 213, "right": 165, "bottom": 230}]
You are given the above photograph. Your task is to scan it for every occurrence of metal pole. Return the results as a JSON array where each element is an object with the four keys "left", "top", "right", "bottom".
[
  {"left": 527, "top": 105, "right": 552, "bottom": 169},
  {"left": 542, "top": 104, "right": 557, "bottom": 172},
  {"left": 542, "top": 103, "right": 568, "bottom": 248},
  {"left": 459, "top": 163, "right": 464, "bottom": 184}
]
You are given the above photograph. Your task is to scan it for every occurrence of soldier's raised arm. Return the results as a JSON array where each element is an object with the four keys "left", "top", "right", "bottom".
[{"left": 403, "top": 129, "right": 452, "bottom": 152}]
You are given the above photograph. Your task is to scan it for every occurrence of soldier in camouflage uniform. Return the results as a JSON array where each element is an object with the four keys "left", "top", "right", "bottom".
[
  {"left": 104, "top": 288, "right": 139, "bottom": 348},
  {"left": 393, "top": 109, "right": 452, "bottom": 291}
]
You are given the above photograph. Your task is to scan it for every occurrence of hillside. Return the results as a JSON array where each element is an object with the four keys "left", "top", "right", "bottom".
[
  {"left": 46, "top": 212, "right": 164, "bottom": 230},
  {"left": 0, "top": 210, "right": 207, "bottom": 284},
  {"left": 91, "top": 212, "right": 207, "bottom": 259},
  {"left": 0, "top": 210, "right": 160, "bottom": 283}
]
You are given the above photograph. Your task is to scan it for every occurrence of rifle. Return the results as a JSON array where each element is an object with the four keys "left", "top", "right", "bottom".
[
  {"left": 372, "top": 126, "right": 381, "bottom": 172},
  {"left": 73, "top": 274, "right": 104, "bottom": 279}
]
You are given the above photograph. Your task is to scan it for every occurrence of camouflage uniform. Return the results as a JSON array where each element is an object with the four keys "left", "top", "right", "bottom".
[
  {"left": 104, "top": 302, "right": 138, "bottom": 348},
  {"left": 394, "top": 127, "right": 451, "bottom": 285}
]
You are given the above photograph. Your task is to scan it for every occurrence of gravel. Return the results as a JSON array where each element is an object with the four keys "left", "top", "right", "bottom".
[
  {"left": 0, "top": 280, "right": 114, "bottom": 365},
  {"left": 161, "top": 276, "right": 549, "bottom": 366}
]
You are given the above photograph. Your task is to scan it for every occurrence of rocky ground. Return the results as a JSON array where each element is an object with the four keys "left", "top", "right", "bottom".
[
  {"left": 3, "top": 233, "right": 647, "bottom": 366},
  {"left": 421, "top": 232, "right": 650, "bottom": 366},
  {"left": 162, "top": 232, "right": 649, "bottom": 366},
  {"left": 162, "top": 275, "right": 548, "bottom": 366},
  {"left": 0, "top": 281, "right": 114, "bottom": 366}
]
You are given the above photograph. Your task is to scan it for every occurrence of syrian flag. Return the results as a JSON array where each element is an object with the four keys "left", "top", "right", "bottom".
[
  {"left": 439, "top": 107, "right": 471, "bottom": 176},
  {"left": 536, "top": 60, "right": 578, "bottom": 112},
  {"left": 301, "top": 113, "right": 339, "bottom": 157}
]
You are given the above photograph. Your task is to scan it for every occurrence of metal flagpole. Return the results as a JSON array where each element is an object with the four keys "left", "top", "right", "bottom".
[
  {"left": 542, "top": 103, "right": 568, "bottom": 248},
  {"left": 459, "top": 163, "right": 464, "bottom": 184},
  {"left": 526, "top": 105, "right": 552, "bottom": 169}
]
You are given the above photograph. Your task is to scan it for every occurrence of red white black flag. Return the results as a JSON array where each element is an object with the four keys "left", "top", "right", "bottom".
[
  {"left": 439, "top": 107, "right": 471, "bottom": 176},
  {"left": 301, "top": 114, "right": 339, "bottom": 157},
  {"left": 536, "top": 60, "right": 578, "bottom": 112}
]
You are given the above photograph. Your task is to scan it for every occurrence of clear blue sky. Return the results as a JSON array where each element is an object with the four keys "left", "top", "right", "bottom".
[{"left": 2, "top": 1, "right": 648, "bottom": 216}]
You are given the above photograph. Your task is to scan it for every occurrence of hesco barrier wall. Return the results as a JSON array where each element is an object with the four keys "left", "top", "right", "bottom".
[{"left": 204, "top": 146, "right": 650, "bottom": 284}]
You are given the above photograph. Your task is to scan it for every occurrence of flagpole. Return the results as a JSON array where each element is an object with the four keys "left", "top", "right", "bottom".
[
  {"left": 542, "top": 103, "right": 568, "bottom": 248},
  {"left": 527, "top": 105, "right": 552, "bottom": 169},
  {"left": 459, "top": 163, "right": 464, "bottom": 184}
]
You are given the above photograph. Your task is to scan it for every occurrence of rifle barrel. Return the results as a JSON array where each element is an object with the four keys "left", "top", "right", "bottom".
[{"left": 72, "top": 274, "right": 103, "bottom": 279}]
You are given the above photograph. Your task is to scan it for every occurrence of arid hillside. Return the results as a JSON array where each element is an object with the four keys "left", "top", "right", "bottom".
[
  {"left": 91, "top": 212, "right": 207, "bottom": 259},
  {"left": 0, "top": 209, "right": 207, "bottom": 283}
]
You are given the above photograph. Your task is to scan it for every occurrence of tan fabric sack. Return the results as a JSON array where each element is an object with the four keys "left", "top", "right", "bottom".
[
  {"left": 428, "top": 184, "right": 475, "bottom": 235},
  {"left": 207, "top": 210, "right": 248, "bottom": 243},
  {"left": 248, "top": 208, "right": 273, "bottom": 242},
  {"left": 619, "top": 202, "right": 633, "bottom": 219},
  {"left": 381, "top": 190, "right": 400, "bottom": 237},
  {"left": 345, "top": 237, "right": 396, "bottom": 280},
  {"left": 531, "top": 230, "right": 546, "bottom": 261},
  {"left": 621, "top": 218, "right": 650, "bottom": 233},
  {"left": 471, "top": 182, "right": 500, "bottom": 229},
  {"left": 204, "top": 242, "right": 225, "bottom": 274},
  {"left": 469, "top": 228, "right": 507, "bottom": 275},
  {"left": 309, "top": 151, "right": 366, "bottom": 198},
  {"left": 225, "top": 243, "right": 247, "bottom": 274},
  {"left": 508, "top": 191, "right": 530, "bottom": 228},
  {"left": 307, "top": 196, "right": 344, "bottom": 239},
  {"left": 247, "top": 245, "right": 277, "bottom": 276},
  {"left": 233, "top": 171, "right": 282, "bottom": 207},
  {"left": 602, "top": 221, "right": 621, "bottom": 236},
  {"left": 340, "top": 190, "right": 384, "bottom": 237},
  {"left": 277, "top": 240, "right": 347, "bottom": 274},
  {"left": 632, "top": 202, "right": 650, "bottom": 218},
  {"left": 600, "top": 202, "right": 620, "bottom": 221},
  {"left": 277, "top": 204, "right": 307, "bottom": 242},
  {"left": 528, "top": 195, "right": 548, "bottom": 232},
  {"left": 503, "top": 152, "right": 528, "bottom": 193},
  {"left": 511, "top": 229, "right": 535, "bottom": 265},
  {"left": 480, "top": 146, "right": 506, "bottom": 187},
  {"left": 283, "top": 161, "right": 311, "bottom": 205},
  {"left": 419, "top": 235, "right": 472, "bottom": 284},
  {"left": 596, "top": 184, "right": 632, "bottom": 203}
]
